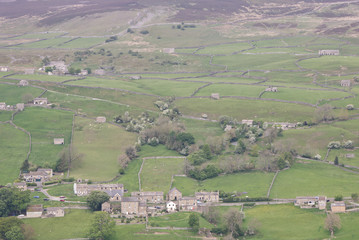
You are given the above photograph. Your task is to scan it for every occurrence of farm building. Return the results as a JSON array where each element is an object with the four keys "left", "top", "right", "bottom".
[
  {"left": 101, "top": 202, "right": 122, "bottom": 214},
  {"left": 33, "top": 98, "right": 48, "bottom": 105},
  {"left": 167, "top": 187, "right": 182, "bottom": 201},
  {"left": 73, "top": 183, "right": 124, "bottom": 196},
  {"left": 331, "top": 201, "right": 346, "bottom": 213},
  {"left": 45, "top": 207, "right": 65, "bottom": 217},
  {"left": 166, "top": 201, "right": 177, "bottom": 212},
  {"left": 242, "top": 119, "right": 254, "bottom": 126},
  {"left": 0, "top": 102, "right": 6, "bottom": 110},
  {"left": 0, "top": 66, "right": 8, "bottom": 72},
  {"left": 54, "top": 138, "right": 65, "bottom": 145},
  {"left": 341, "top": 80, "right": 351, "bottom": 87},
  {"left": 79, "top": 69, "right": 88, "bottom": 76},
  {"left": 48, "top": 61, "right": 68, "bottom": 74},
  {"left": 178, "top": 197, "right": 197, "bottom": 211},
  {"left": 96, "top": 116, "right": 106, "bottom": 123},
  {"left": 265, "top": 87, "right": 278, "bottom": 92},
  {"left": 18, "top": 80, "right": 29, "bottom": 86},
  {"left": 13, "top": 182, "right": 27, "bottom": 191},
  {"left": 105, "top": 189, "right": 123, "bottom": 202},
  {"left": 121, "top": 197, "right": 147, "bottom": 216},
  {"left": 130, "top": 75, "right": 141, "bottom": 80},
  {"left": 211, "top": 93, "right": 220, "bottom": 100},
  {"left": 131, "top": 191, "right": 164, "bottom": 203},
  {"left": 295, "top": 196, "right": 327, "bottom": 210},
  {"left": 16, "top": 103, "right": 25, "bottom": 111},
  {"left": 318, "top": 50, "right": 339, "bottom": 56},
  {"left": 195, "top": 191, "right": 219, "bottom": 203},
  {"left": 22, "top": 168, "right": 52, "bottom": 183},
  {"left": 26, "top": 205, "right": 43, "bottom": 218}
]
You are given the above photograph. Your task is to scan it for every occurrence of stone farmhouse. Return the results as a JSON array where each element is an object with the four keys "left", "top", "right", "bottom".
[
  {"left": 0, "top": 102, "right": 6, "bottom": 110},
  {"left": 22, "top": 168, "right": 53, "bottom": 183},
  {"left": 33, "top": 97, "right": 48, "bottom": 105},
  {"left": 96, "top": 116, "right": 106, "bottom": 123},
  {"left": 106, "top": 189, "right": 124, "bottom": 202},
  {"left": 26, "top": 205, "right": 43, "bottom": 218},
  {"left": 341, "top": 80, "right": 351, "bottom": 87},
  {"left": 195, "top": 191, "right": 219, "bottom": 203},
  {"left": 295, "top": 196, "right": 327, "bottom": 210},
  {"left": 318, "top": 50, "right": 340, "bottom": 56},
  {"left": 211, "top": 93, "right": 220, "bottom": 100},
  {"left": 18, "top": 80, "right": 29, "bottom": 86},
  {"left": 54, "top": 138, "right": 65, "bottom": 145},
  {"left": 331, "top": 201, "right": 346, "bottom": 213},
  {"left": 73, "top": 183, "right": 124, "bottom": 196},
  {"left": 131, "top": 191, "right": 164, "bottom": 203},
  {"left": 167, "top": 187, "right": 182, "bottom": 201},
  {"left": 45, "top": 207, "right": 65, "bottom": 217},
  {"left": 178, "top": 197, "right": 197, "bottom": 211},
  {"left": 167, "top": 201, "right": 177, "bottom": 212},
  {"left": 16, "top": 103, "right": 25, "bottom": 111},
  {"left": 79, "top": 69, "right": 88, "bottom": 76},
  {"left": 48, "top": 61, "right": 68, "bottom": 74},
  {"left": 101, "top": 202, "right": 121, "bottom": 214},
  {"left": 0, "top": 66, "right": 8, "bottom": 72},
  {"left": 13, "top": 182, "right": 27, "bottom": 191},
  {"left": 121, "top": 197, "right": 147, "bottom": 216}
]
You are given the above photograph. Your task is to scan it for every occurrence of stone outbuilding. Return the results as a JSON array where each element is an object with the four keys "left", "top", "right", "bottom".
[
  {"left": 341, "top": 80, "right": 351, "bottom": 87},
  {"left": 96, "top": 116, "right": 106, "bottom": 123},
  {"left": 0, "top": 102, "right": 6, "bottom": 110},
  {"left": 211, "top": 93, "right": 220, "bottom": 100},
  {"left": 331, "top": 201, "right": 346, "bottom": 213},
  {"left": 318, "top": 50, "right": 340, "bottom": 56},
  {"left": 26, "top": 205, "right": 43, "bottom": 218},
  {"left": 195, "top": 191, "right": 219, "bottom": 203},
  {"left": 18, "top": 80, "right": 29, "bottom": 86},
  {"left": 178, "top": 197, "right": 197, "bottom": 211},
  {"left": 167, "top": 187, "right": 182, "bottom": 201},
  {"left": 54, "top": 138, "right": 65, "bottom": 145},
  {"left": 13, "top": 182, "right": 27, "bottom": 191},
  {"left": 131, "top": 191, "right": 164, "bottom": 203},
  {"left": 16, "top": 103, "right": 25, "bottom": 111},
  {"left": 45, "top": 207, "right": 65, "bottom": 217},
  {"left": 33, "top": 98, "right": 48, "bottom": 105}
]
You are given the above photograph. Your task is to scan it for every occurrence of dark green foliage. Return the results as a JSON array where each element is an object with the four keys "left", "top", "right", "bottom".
[
  {"left": 334, "top": 195, "right": 343, "bottom": 201},
  {"left": 140, "top": 30, "right": 149, "bottom": 35},
  {"left": 5, "top": 226, "right": 24, "bottom": 240},
  {"left": 352, "top": 193, "right": 358, "bottom": 202},
  {"left": 44, "top": 66, "right": 53, "bottom": 73},
  {"left": 20, "top": 160, "right": 29, "bottom": 172},
  {"left": 235, "top": 140, "right": 246, "bottom": 154},
  {"left": 188, "top": 151, "right": 208, "bottom": 166},
  {"left": 42, "top": 56, "right": 50, "bottom": 66},
  {"left": 277, "top": 158, "right": 286, "bottom": 170},
  {"left": 277, "top": 128, "right": 283, "bottom": 137},
  {"left": 211, "top": 226, "right": 228, "bottom": 235},
  {"left": 86, "top": 191, "right": 110, "bottom": 211},
  {"left": 188, "top": 165, "right": 222, "bottom": 180},
  {"left": 176, "top": 132, "right": 195, "bottom": 145},
  {"left": 0, "top": 217, "right": 24, "bottom": 240},
  {"left": 127, "top": 28, "right": 134, "bottom": 33},
  {"left": 0, "top": 188, "right": 30, "bottom": 217},
  {"left": 125, "top": 146, "right": 137, "bottom": 160},
  {"left": 88, "top": 212, "right": 115, "bottom": 240},
  {"left": 84, "top": 67, "right": 92, "bottom": 74},
  {"left": 105, "top": 36, "right": 118, "bottom": 43},
  {"left": 334, "top": 156, "right": 339, "bottom": 165},
  {"left": 188, "top": 213, "right": 199, "bottom": 232},
  {"left": 202, "top": 144, "right": 212, "bottom": 159},
  {"left": 68, "top": 67, "right": 81, "bottom": 75},
  {"left": 222, "top": 196, "right": 271, "bottom": 203}
]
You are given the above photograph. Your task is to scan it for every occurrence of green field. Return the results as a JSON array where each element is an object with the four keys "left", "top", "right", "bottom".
[
  {"left": 70, "top": 117, "right": 137, "bottom": 181},
  {"left": 0, "top": 84, "right": 43, "bottom": 104},
  {"left": 148, "top": 212, "right": 213, "bottom": 228},
  {"left": 13, "top": 107, "right": 73, "bottom": 167},
  {"left": 13, "top": 38, "right": 69, "bottom": 48},
  {"left": 270, "top": 160, "right": 359, "bottom": 198},
  {"left": 180, "top": 118, "right": 223, "bottom": 143},
  {"left": 195, "top": 42, "right": 252, "bottom": 55},
  {"left": 24, "top": 209, "right": 94, "bottom": 240},
  {"left": 299, "top": 56, "right": 359, "bottom": 73},
  {"left": 46, "top": 183, "right": 85, "bottom": 201},
  {"left": 7, "top": 74, "right": 77, "bottom": 83},
  {"left": 0, "top": 124, "right": 28, "bottom": 184},
  {"left": 195, "top": 84, "right": 265, "bottom": 98},
  {"left": 57, "top": 37, "right": 106, "bottom": 48},
  {"left": 0, "top": 111, "right": 12, "bottom": 122},
  {"left": 140, "top": 157, "right": 185, "bottom": 193},
  {"left": 172, "top": 171, "right": 274, "bottom": 197}
]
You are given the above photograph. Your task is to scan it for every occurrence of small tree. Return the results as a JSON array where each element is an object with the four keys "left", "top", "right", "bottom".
[
  {"left": 88, "top": 212, "right": 115, "bottom": 240},
  {"left": 125, "top": 146, "right": 137, "bottom": 160},
  {"left": 188, "top": 213, "right": 199, "bottom": 232},
  {"left": 334, "top": 156, "right": 339, "bottom": 165},
  {"left": 351, "top": 193, "right": 358, "bottom": 202},
  {"left": 225, "top": 208, "right": 243, "bottom": 237},
  {"left": 87, "top": 191, "right": 110, "bottom": 211},
  {"left": 334, "top": 195, "right": 343, "bottom": 201},
  {"left": 324, "top": 213, "right": 341, "bottom": 238}
]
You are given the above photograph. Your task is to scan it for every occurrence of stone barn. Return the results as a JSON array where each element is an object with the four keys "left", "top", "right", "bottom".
[
  {"left": 33, "top": 98, "right": 48, "bottom": 105},
  {"left": 54, "top": 138, "right": 65, "bottom": 145},
  {"left": 211, "top": 93, "right": 220, "bottom": 100},
  {"left": 18, "top": 80, "right": 29, "bottom": 86},
  {"left": 96, "top": 116, "right": 106, "bottom": 123},
  {"left": 341, "top": 80, "right": 351, "bottom": 87}
]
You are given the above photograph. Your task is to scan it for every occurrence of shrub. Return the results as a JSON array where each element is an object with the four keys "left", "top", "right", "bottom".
[
  {"left": 334, "top": 195, "right": 343, "bottom": 201},
  {"left": 62, "top": 177, "right": 75, "bottom": 182},
  {"left": 342, "top": 140, "right": 354, "bottom": 149},
  {"left": 140, "top": 30, "right": 149, "bottom": 34},
  {"left": 346, "top": 104, "right": 354, "bottom": 110},
  {"left": 328, "top": 141, "right": 341, "bottom": 149}
]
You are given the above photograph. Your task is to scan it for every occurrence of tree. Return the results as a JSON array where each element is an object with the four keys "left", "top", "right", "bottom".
[
  {"left": 325, "top": 213, "right": 341, "bottom": 238},
  {"left": 55, "top": 146, "right": 83, "bottom": 172},
  {"left": 235, "top": 140, "right": 246, "bottom": 154},
  {"left": 0, "top": 188, "right": 30, "bottom": 217},
  {"left": 20, "top": 159, "right": 30, "bottom": 172},
  {"left": 5, "top": 226, "right": 24, "bottom": 240},
  {"left": 202, "top": 144, "right": 212, "bottom": 159},
  {"left": 0, "top": 217, "right": 23, "bottom": 239},
  {"left": 42, "top": 56, "right": 50, "bottom": 66},
  {"left": 202, "top": 206, "right": 220, "bottom": 224},
  {"left": 334, "top": 195, "right": 343, "bottom": 201},
  {"left": 352, "top": 193, "right": 359, "bottom": 202},
  {"left": 188, "top": 213, "right": 199, "bottom": 232},
  {"left": 87, "top": 191, "right": 110, "bottom": 211},
  {"left": 334, "top": 156, "right": 339, "bottom": 165},
  {"left": 125, "top": 146, "right": 137, "bottom": 160},
  {"left": 314, "top": 104, "right": 334, "bottom": 123},
  {"left": 225, "top": 208, "right": 243, "bottom": 237},
  {"left": 88, "top": 212, "right": 115, "bottom": 240}
]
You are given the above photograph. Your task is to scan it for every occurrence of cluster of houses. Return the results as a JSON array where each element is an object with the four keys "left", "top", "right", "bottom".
[
  {"left": 22, "top": 168, "right": 54, "bottom": 183},
  {"left": 318, "top": 50, "right": 340, "bottom": 56},
  {"left": 295, "top": 196, "right": 346, "bottom": 213},
  {"left": 0, "top": 102, "right": 25, "bottom": 111},
  {"left": 73, "top": 183, "right": 218, "bottom": 217}
]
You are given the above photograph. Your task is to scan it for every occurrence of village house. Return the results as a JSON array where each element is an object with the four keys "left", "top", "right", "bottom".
[
  {"left": 242, "top": 119, "right": 254, "bottom": 126},
  {"left": 101, "top": 202, "right": 123, "bottom": 214},
  {"left": 340, "top": 80, "right": 351, "bottom": 87},
  {"left": 131, "top": 191, "right": 164, "bottom": 203},
  {"left": 54, "top": 138, "right": 65, "bottom": 145},
  {"left": 295, "top": 196, "right": 327, "bottom": 210},
  {"left": 73, "top": 183, "right": 124, "bottom": 196},
  {"left": 96, "top": 116, "right": 106, "bottom": 123},
  {"left": 167, "top": 187, "right": 182, "bottom": 201},
  {"left": 121, "top": 197, "right": 146, "bottom": 216},
  {"left": 13, "top": 182, "right": 27, "bottom": 191},
  {"left": 26, "top": 205, "right": 43, "bottom": 218},
  {"left": 33, "top": 98, "right": 48, "bottom": 105},
  {"left": 0, "top": 66, "right": 8, "bottom": 72},
  {"left": 195, "top": 191, "right": 219, "bottom": 203},
  {"left": 18, "top": 80, "right": 29, "bottom": 86},
  {"left": 274, "top": 122, "right": 297, "bottom": 130},
  {"left": 105, "top": 189, "right": 123, "bottom": 202},
  {"left": 211, "top": 93, "right": 220, "bottom": 100},
  {"left": 178, "top": 197, "right": 197, "bottom": 211},
  {"left": 0, "top": 102, "right": 6, "bottom": 110},
  {"left": 16, "top": 103, "right": 25, "bottom": 111},
  {"left": 22, "top": 168, "right": 52, "bottom": 183},
  {"left": 45, "top": 207, "right": 65, "bottom": 217},
  {"left": 166, "top": 201, "right": 177, "bottom": 212},
  {"left": 318, "top": 50, "right": 340, "bottom": 56},
  {"left": 331, "top": 201, "right": 346, "bottom": 213}
]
